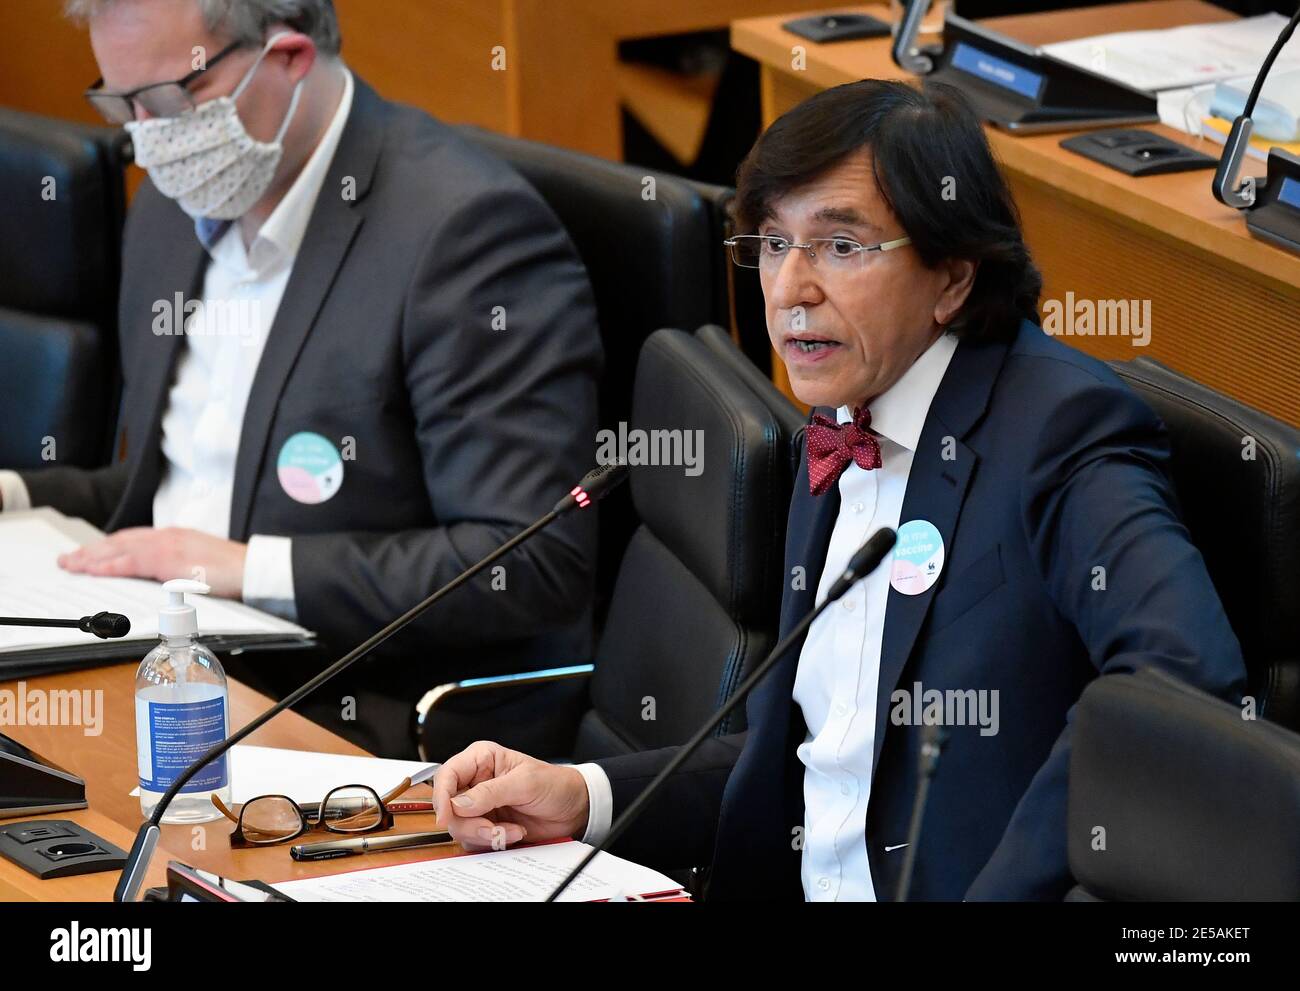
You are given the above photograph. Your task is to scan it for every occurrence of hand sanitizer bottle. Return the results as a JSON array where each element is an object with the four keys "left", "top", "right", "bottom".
[{"left": 135, "top": 579, "right": 232, "bottom": 823}]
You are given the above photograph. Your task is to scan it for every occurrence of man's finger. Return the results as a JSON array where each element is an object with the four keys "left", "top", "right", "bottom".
[
  {"left": 445, "top": 815, "right": 526, "bottom": 850},
  {"left": 59, "top": 531, "right": 142, "bottom": 566},
  {"left": 79, "top": 554, "right": 142, "bottom": 578},
  {"left": 448, "top": 767, "right": 537, "bottom": 818},
  {"left": 431, "top": 742, "right": 504, "bottom": 822}
]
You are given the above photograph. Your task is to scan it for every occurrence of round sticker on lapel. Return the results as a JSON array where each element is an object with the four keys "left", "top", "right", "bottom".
[
  {"left": 890, "top": 519, "right": 945, "bottom": 596},
  {"left": 277, "top": 432, "right": 344, "bottom": 505}
]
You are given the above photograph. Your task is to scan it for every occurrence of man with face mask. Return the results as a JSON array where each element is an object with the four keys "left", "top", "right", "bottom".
[{"left": 0, "top": 0, "right": 602, "bottom": 758}]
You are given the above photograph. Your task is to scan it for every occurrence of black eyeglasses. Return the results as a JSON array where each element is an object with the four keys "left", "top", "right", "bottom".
[
  {"left": 84, "top": 40, "right": 245, "bottom": 124},
  {"left": 210, "top": 767, "right": 437, "bottom": 848}
]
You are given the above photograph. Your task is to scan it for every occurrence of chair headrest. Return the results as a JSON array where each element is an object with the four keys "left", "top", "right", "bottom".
[
  {"left": 622, "top": 329, "right": 792, "bottom": 625},
  {"left": 455, "top": 124, "right": 729, "bottom": 433},
  {"left": 0, "top": 108, "right": 127, "bottom": 322},
  {"left": 695, "top": 324, "right": 806, "bottom": 446},
  {"left": 1069, "top": 667, "right": 1300, "bottom": 901}
]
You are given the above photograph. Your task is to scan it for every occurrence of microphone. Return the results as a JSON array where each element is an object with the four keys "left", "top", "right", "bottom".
[
  {"left": 1211, "top": 3, "right": 1300, "bottom": 251},
  {"left": 895, "top": 721, "right": 947, "bottom": 902},
  {"left": 113, "top": 464, "right": 630, "bottom": 902},
  {"left": 892, "top": 0, "right": 935, "bottom": 75},
  {"left": 0, "top": 611, "right": 131, "bottom": 639},
  {"left": 546, "top": 527, "right": 898, "bottom": 901}
]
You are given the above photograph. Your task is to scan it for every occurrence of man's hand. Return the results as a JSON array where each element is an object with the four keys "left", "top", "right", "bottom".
[
  {"left": 57, "top": 527, "right": 249, "bottom": 598},
  {"left": 432, "top": 741, "right": 590, "bottom": 851}
]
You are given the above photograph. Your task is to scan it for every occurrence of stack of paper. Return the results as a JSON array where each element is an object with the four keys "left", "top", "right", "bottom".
[
  {"left": 127, "top": 745, "right": 437, "bottom": 803},
  {"left": 1043, "top": 14, "right": 1300, "bottom": 94},
  {"left": 0, "top": 508, "right": 314, "bottom": 677},
  {"left": 272, "top": 840, "right": 689, "bottom": 902}
]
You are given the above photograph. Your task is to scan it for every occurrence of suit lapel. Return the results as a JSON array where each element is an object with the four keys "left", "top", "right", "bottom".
[
  {"left": 752, "top": 427, "right": 840, "bottom": 738},
  {"left": 870, "top": 334, "right": 1012, "bottom": 784},
  {"left": 226, "top": 79, "right": 385, "bottom": 540}
]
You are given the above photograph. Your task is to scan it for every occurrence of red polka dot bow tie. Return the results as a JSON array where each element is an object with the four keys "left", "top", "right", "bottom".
[{"left": 805, "top": 407, "right": 883, "bottom": 496}]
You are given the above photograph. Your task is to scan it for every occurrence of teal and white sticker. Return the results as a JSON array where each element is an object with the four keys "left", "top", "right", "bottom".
[
  {"left": 277, "top": 432, "right": 343, "bottom": 505},
  {"left": 890, "top": 519, "right": 945, "bottom": 596}
]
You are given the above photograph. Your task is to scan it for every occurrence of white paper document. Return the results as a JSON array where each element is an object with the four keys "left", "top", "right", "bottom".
[
  {"left": 0, "top": 508, "right": 311, "bottom": 653},
  {"left": 272, "top": 840, "right": 686, "bottom": 902},
  {"left": 128, "top": 745, "right": 437, "bottom": 803},
  {"left": 1044, "top": 13, "right": 1300, "bottom": 93}
]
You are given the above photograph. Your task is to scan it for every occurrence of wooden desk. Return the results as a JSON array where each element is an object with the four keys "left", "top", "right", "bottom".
[
  {"left": 0, "top": 663, "right": 457, "bottom": 901},
  {"left": 733, "top": 2, "right": 1300, "bottom": 427}
]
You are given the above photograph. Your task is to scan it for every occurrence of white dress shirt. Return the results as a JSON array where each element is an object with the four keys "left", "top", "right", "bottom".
[
  {"left": 576, "top": 331, "right": 959, "bottom": 901},
  {"left": 1, "top": 70, "right": 355, "bottom": 623}
]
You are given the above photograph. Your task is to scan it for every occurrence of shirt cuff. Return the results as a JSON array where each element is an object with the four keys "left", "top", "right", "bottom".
[
  {"left": 242, "top": 534, "right": 298, "bottom": 621},
  {"left": 573, "top": 762, "right": 613, "bottom": 846},
  {"left": 0, "top": 471, "right": 32, "bottom": 513}
]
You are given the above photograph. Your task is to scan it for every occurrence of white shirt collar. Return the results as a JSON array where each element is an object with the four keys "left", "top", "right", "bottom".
[
  {"left": 836, "top": 331, "right": 959, "bottom": 452},
  {"left": 199, "top": 67, "right": 355, "bottom": 271}
]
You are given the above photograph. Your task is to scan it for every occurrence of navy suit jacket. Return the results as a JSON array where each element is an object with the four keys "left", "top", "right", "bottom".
[{"left": 596, "top": 319, "right": 1247, "bottom": 901}]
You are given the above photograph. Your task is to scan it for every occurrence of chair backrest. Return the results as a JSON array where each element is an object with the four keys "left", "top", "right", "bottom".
[
  {"left": 1110, "top": 356, "right": 1300, "bottom": 730},
  {"left": 455, "top": 126, "right": 738, "bottom": 609},
  {"left": 694, "top": 323, "right": 805, "bottom": 444},
  {"left": 0, "top": 309, "right": 111, "bottom": 470},
  {"left": 0, "top": 108, "right": 129, "bottom": 468},
  {"left": 1068, "top": 666, "right": 1300, "bottom": 901},
  {"left": 571, "top": 329, "right": 800, "bottom": 759}
]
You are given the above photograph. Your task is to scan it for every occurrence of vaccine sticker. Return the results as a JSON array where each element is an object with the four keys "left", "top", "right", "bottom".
[
  {"left": 890, "top": 519, "right": 945, "bottom": 596},
  {"left": 277, "top": 432, "right": 344, "bottom": 505}
]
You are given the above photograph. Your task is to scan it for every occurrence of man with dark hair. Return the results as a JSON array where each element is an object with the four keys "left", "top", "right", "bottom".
[
  {"left": 429, "top": 80, "right": 1245, "bottom": 900},
  {"left": 0, "top": 0, "right": 601, "bottom": 757}
]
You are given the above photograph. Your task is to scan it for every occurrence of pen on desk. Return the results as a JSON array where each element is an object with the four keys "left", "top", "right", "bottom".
[
  {"left": 387, "top": 800, "right": 434, "bottom": 813},
  {"left": 290, "top": 830, "right": 453, "bottom": 861}
]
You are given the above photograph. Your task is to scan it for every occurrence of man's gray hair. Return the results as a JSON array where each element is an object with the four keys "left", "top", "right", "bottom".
[{"left": 65, "top": 0, "right": 342, "bottom": 57}]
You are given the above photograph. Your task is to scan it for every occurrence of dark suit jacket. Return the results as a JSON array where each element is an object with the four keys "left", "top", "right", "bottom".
[
  {"left": 596, "top": 319, "right": 1247, "bottom": 901},
  {"left": 19, "top": 77, "right": 603, "bottom": 680}
]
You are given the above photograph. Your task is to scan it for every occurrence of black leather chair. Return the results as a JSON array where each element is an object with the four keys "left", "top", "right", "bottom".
[
  {"left": 416, "top": 328, "right": 801, "bottom": 761},
  {"left": 0, "top": 108, "right": 129, "bottom": 470},
  {"left": 1109, "top": 356, "right": 1300, "bottom": 730},
  {"left": 1068, "top": 666, "right": 1300, "bottom": 900},
  {"left": 695, "top": 323, "right": 802, "bottom": 442},
  {"left": 455, "top": 126, "right": 768, "bottom": 605}
]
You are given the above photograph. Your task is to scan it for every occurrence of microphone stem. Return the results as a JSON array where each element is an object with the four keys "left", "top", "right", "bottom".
[
  {"left": 145, "top": 509, "right": 562, "bottom": 828},
  {"left": 0, "top": 617, "right": 83, "bottom": 628},
  {"left": 546, "top": 590, "right": 839, "bottom": 902}
]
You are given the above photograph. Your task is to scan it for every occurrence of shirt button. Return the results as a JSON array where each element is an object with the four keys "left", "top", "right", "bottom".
[
  {"left": 834, "top": 702, "right": 848, "bottom": 717},
  {"left": 818, "top": 877, "right": 831, "bottom": 891},
  {"left": 840, "top": 782, "right": 851, "bottom": 796},
  {"left": 853, "top": 502, "right": 865, "bottom": 514},
  {"left": 842, "top": 598, "right": 855, "bottom": 612}
]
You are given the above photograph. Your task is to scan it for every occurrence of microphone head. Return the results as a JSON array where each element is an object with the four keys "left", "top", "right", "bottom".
[
  {"left": 85, "top": 611, "right": 131, "bottom": 639},
  {"left": 848, "top": 527, "right": 897, "bottom": 578},
  {"left": 554, "top": 463, "right": 631, "bottom": 514},
  {"left": 825, "top": 527, "right": 897, "bottom": 603}
]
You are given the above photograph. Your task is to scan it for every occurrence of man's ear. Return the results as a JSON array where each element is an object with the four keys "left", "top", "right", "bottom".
[
  {"left": 934, "top": 258, "right": 977, "bottom": 327},
  {"left": 273, "top": 31, "right": 318, "bottom": 84}
]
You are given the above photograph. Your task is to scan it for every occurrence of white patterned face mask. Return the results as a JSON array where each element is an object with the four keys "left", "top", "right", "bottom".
[{"left": 125, "top": 33, "right": 305, "bottom": 221}]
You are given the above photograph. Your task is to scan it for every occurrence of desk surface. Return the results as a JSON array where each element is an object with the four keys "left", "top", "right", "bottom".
[
  {"left": 0, "top": 662, "right": 460, "bottom": 901},
  {"left": 733, "top": 1, "right": 1300, "bottom": 426}
]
